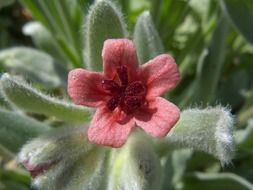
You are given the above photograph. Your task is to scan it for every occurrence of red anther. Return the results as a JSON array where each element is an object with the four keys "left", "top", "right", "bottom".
[
  {"left": 103, "top": 67, "right": 146, "bottom": 114},
  {"left": 102, "top": 80, "right": 120, "bottom": 93},
  {"left": 116, "top": 65, "right": 128, "bottom": 86},
  {"left": 124, "top": 96, "right": 143, "bottom": 111},
  {"left": 125, "top": 81, "right": 146, "bottom": 96},
  {"left": 107, "top": 96, "right": 120, "bottom": 111}
]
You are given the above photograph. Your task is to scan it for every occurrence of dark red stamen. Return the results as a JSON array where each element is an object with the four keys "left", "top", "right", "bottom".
[
  {"left": 102, "top": 66, "right": 146, "bottom": 114},
  {"left": 125, "top": 81, "right": 146, "bottom": 96},
  {"left": 116, "top": 65, "right": 128, "bottom": 86},
  {"left": 107, "top": 96, "right": 120, "bottom": 111},
  {"left": 124, "top": 96, "right": 143, "bottom": 113},
  {"left": 102, "top": 80, "right": 120, "bottom": 93}
]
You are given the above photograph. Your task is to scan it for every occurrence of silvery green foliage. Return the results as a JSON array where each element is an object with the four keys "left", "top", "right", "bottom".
[
  {"left": 133, "top": 11, "right": 164, "bottom": 64},
  {"left": 18, "top": 128, "right": 163, "bottom": 190},
  {"left": 85, "top": 0, "right": 127, "bottom": 71},
  {"left": 108, "top": 132, "right": 161, "bottom": 190},
  {"left": 0, "top": 47, "right": 63, "bottom": 88},
  {"left": 1, "top": 1, "right": 237, "bottom": 189},
  {"left": 0, "top": 108, "right": 50, "bottom": 152},
  {"left": 18, "top": 126, "right": 107, "bottom": 190},
  {"left": 22, "top": 22, "right": 67, "bottom": 64},
  {"left": 171, "top": 149, "right": 193, "bottom": 189},
  {"left": 165, "top": 107, "right": 235, "bottom": 165},
  {"left": 0, "top": 74, "right": 91, "bottom": 123}
]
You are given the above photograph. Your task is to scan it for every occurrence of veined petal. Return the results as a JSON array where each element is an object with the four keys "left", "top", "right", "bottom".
[
  {"left": 139, "top": 54, "right": 180, "bottom": 99},
  {"left": 68, "top": 69, "right": 108, "bottom": 107},
  {"left": 88, "top": 107, "right": 135, "bottom": 147},
  {"left": 102, "top": 39, "right": 139, "bottom": 80},
  {"left": 134, "top": 97, "right": 180, "bottom": 138}
]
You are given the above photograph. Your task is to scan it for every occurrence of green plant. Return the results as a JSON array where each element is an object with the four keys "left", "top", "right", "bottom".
[{"left": 0, "top": 0, "right": 253, "bottom": 189}]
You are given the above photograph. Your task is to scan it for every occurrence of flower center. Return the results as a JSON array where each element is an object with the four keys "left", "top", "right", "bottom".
[{"left": 102, "top": 65, "right": 146, "bottom": 114}]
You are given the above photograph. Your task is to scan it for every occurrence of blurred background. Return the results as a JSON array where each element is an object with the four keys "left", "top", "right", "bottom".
[{"left": 0, "top": 0, "right": 253, "bottom": 189}]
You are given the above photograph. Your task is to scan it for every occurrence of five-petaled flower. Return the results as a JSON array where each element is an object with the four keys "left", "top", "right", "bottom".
[{"left": 68, "top": 39, "right": 180, "bottom": 147}]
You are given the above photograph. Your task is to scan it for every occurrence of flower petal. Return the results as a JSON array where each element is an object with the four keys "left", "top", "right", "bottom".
[
  {"left": 102, "top": 39, "right": 139, "bottom": 80},
  {"left": 134, "top": 97, "right": 180, "bottom": 138},
  {"left": 68, "top": 69, "right": 108, "bottom": 107},
  {"left": 139, "top": 54, "right": 180, "bottom": 99},
  {"left": 88, "top": 107, "right": 135, "bottom": 147}
]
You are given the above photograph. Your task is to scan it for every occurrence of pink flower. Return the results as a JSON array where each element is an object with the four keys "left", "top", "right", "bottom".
[{"left": 68, "top": 39, "right": 180, "bottom": 148}]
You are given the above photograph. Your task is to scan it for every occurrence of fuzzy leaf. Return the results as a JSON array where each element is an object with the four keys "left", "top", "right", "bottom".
[
  {"left": 85, "top": 0, "right": 127, "bottom": 70},
  {"left": 171, "top": 149, "right": 193, "bottom": 189},
  {"left": 221, "top": 0, "right": 253, "bottom": 45},
  {"left": 0, "top": 88, "right": 9, "bottom": 108},
  {"left": 18, "top": 126, "right": 107, "bottom": 190},
  {"left": 133, "top": 11, "right": 164, "bottom": 64},
  {"left": 165, "top": 107, "right": 235, "bottom": 165},
  {"left": 0, "top": 74, "right": 91, "bottom": 123},
  {"left": 109, "top": 132, "right": 161, "bottom": 190},
  {"left": 0, "top": 109, "right": 50, "bottom": 152},
  {"left": 22, "top": 21, "right": 67, "bottom": 64},
  {"left": 0, "top": 47, "right": 62, "bottom": 88}
]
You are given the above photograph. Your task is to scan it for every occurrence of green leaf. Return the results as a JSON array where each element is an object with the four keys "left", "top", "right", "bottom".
[
  {"left": 160, "top": 153, "right": 174, "bottom": 190},
  {"left": 0, "top": 47, "right": 63, "bottom": 88},
  {"left": 238, "top": 91, "right": 253, "bottom": 127},
  {"left": 133, "top": 11, "right": 164, "bottom": 64},
  {"left": 21, "top": 0, "right": 83, "bottom": 67},
  {"left": 235, "top": 119, "right": 253, "bottom": 149},
  {"left": 0, "top": 74, "right": 91, "bottom": 123},
  {"left": 171, "top": 149, "right": 193, "bottom": 189},
  {"left": 151, "top": 0, "right": 190, "bottom": 47},
  {"left": 22, "top": 21, "right": 67, "bottom": 65},
  {"left": 18, "top": 126, "right": 107, "bottom": 190},
  {"left": 0, "top": 109, "right": 50, "bottom": 152},
  {"left": 109, "top": 132, "right": 161, "bottom": 190},
  {"left": 0, "top": 181, "right": 29, "bottom": 190},
  {"left": 0, "top": 169, "right": 30, "bottom": 186},
  {"left": 161, "top": 149, "right": 193, "bottom": 190},
  {"left": 184, "top": 172, "right": 253, "bottom": 190},
  {"left": 163, "top": 107, "right": 235, "bottom": 165},
  {"left": 0, "top": 144, "right": 14, "bottom": 161},
  {"left": 221, "top": 0, "right": 253, "bottom": 45},
  {"left": 0, "top": 89, "right": 8, "bottom": 108},
  {"left": 85, "top": 0, "right": 127, "bottom": 71},
  {"left": 184, "top": 15, "right": 229, "bottom": 105},
  {"left": 216, "top": 70, "right": 248, "bottom": 110},
  {"left": 0, "top": 0, "right": 15, "bottom": 9}
]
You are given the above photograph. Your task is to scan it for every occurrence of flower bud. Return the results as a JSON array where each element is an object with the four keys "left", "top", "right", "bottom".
[{"left": 18, "top": 126, "right": 106, "bottom": 190}]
